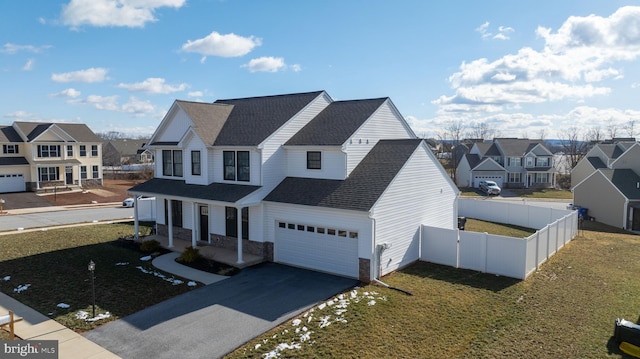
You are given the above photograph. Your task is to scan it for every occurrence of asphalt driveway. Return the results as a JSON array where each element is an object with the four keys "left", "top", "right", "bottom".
[{"left": 84, "top": 263, "right": 358, "bottom": 359}]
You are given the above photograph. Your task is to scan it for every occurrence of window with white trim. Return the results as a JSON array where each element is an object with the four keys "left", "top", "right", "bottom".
[
  {"left": 2, "top": 144, "right": 18, "bottom": 154},
  {"left": 80, "top": 166, "right": 87, "bottom": 179},
  {"left": 79, "top": 145, "right": 86, "bottom": 157},
  {"left": 37, "top": 145, "right": 60, "bottom": 158},
  {"left": 162, "top": 150, "right": 183, "bottom": 177},
  {"left": 92, "top": 165, "right": 99, "bottom": 178},
  {"left": 223, "top": 151, "right": 250, "bottom": 182},
  {"left": 38, "top": 167, "right": 59, "bottom": 181},
  {"left": 508, "top": 172, "right": 521, "bottom": 183},
  {"left": 307, "top": 151, "right": 321, "bottom": 170},
  {"left": 91, "top": 145, "right": 98, "bottom": 157}
]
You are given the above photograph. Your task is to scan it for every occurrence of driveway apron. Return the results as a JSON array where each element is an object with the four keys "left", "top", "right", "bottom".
[{"left": 84, "top": 263, "right": 358, "bottom": 359}]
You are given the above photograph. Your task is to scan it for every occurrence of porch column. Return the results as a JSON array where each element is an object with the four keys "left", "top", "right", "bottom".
[
  {"left": 167, "top": 199, "right": 174, "bottom": 248},
  {"left": 133, "top": 196, "right": 139, "bottom": 239},
  {"left": 77, "top": 164, "right": 81, "bottom": 188},
  {"left": 36, "top": 166, "right": 40, "bottom": 190},
  {"left": 191, "top": 202, "right": 197, "bottom": 248},
  {"left": 236, "top": 206, "right": 244, "bottom": 265}
]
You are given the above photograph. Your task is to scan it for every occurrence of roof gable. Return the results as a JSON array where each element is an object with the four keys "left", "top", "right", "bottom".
[
  {"left": 177, "top": 101, "right": 233, "bottom": 146},
  {"left": 12, "top": 122, "right": 100, "bottom": 142},
  {"left": 472, "top": 157, "right": 505, "bottom": 171},
  {"left": 0, "top": 126, "right": 23, "bottom": 143},
  {"left": 495, "top": 138, "right": 546, "bottom": 157},
  {"left": 265, "top": 139, "right": 422, "bottom": 211},
  {"left": 285, "top": 98, "right": 387, "bottom": 146},
  {"left": 600, "top": 169, "right": 640, "bottom": 200}
]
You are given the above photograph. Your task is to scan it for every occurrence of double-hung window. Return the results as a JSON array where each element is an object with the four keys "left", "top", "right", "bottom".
[
  {"left": 79, "top": 145, "right": 86, "bottom": 157},
  {"left": 80, "top": 166, "right": 87, "bottom": 179},
  {"left": 223, "top": 151, "right": 250, "bottom": 182},
  {"left": 91, "top": 145, "right": 98, "bottom": 157},
  {"left": 2, "top": 145, "right": 18, "bottom": 154},
  {"left": 39, "top": 167, "right": 59, "bottom": 181},
  {"left": 92, "top": 165, "right": 99, "bottom": 178},
  {"left": 162, "top": 150, "right": 183, "bottom": 177},
  {"left": 66, "top": 145, "right": 73, "bottom": 157},
  {"left": 37, "top": 145, "right": 60, "bottom": 158},
  {"left": 307, "top": 151, "right": 321, "bottom": 170},
  {"left": 191, "top": 151, "right": 201, "bottom": 176},
  {"left": 536, "top": 157, "right": 549, "bottom": 167}
]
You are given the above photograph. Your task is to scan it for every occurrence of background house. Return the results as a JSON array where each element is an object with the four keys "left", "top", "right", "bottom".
[
  {"left": 102, "top": 139, "right": 151, "bottom": 166},
  {"left": 0, "top": 121, "right": 102, "bottom": 192},
  {"left": 129, "top": 91, "right": 459, "bottom": 282},
  {"left": 572, "top": 140, "right": 640, "bottom": 231},
  {"left": 456, "top": 138, "right": 556, "bottom": 189}
]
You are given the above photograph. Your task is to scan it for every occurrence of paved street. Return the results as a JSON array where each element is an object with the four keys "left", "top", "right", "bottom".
[{"left": 0, "top": 206, "right": 134, "bottom": 231}]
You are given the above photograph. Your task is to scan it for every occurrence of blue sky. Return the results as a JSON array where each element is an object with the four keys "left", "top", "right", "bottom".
[{"left": 2, "top": 0, "right": 640, "bottom": 140}]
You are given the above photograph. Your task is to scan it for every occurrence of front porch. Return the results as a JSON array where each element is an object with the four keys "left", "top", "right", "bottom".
[{"left": 139, "top": 234, "right": 265, "bottom": 269}]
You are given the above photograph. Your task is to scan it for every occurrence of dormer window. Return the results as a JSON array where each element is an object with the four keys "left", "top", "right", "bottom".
[
  {"left": 224, "top": 151, "right": 250, "bottom": 182},
  {"left": 307, "top": 151, "right": 321, "bottom": 170},
  {"left": 162, "top": 150, "right": 183, "bottom": 177}
]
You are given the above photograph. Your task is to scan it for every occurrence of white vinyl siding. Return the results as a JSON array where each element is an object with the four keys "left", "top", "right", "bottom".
[
  {"left": 157, "top": 107, "right": 193, "bottom": 143},
  {"left": 372, "top": 145, "right": 457, "bottom": 276},
  {"left": 184, "top": 135, "right": 207, "bottom": 185},
  {"left": 212, "top": 149, "right": 260, "bottom": 185},
  {"left": 286, "top": 147, "right": 345, "bottom": 179},
  {"left": 344, "top": 100, "right": 415, "bottom": 175}
]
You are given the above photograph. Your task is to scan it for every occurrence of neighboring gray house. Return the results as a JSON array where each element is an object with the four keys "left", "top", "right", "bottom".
[
  {"left": 572, "top": 141, "right": 640, "bottom": 231},
  {"left": 129, "top": 91, "right": 459, "bottom": 282},
  {"left": 102, "top": 139, "right": 152, "bottom": 166},
  {"left": 456, "top": 138, "right": 556, "bottom": 189}
]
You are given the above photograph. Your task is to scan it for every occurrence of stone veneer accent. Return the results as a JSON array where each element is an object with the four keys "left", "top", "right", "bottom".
[
  {"left": 157, "top": 224, "right": 271, "bottom": 260},
  {"left": 359, "top": 258, "right": 371, "bottom": 283}
]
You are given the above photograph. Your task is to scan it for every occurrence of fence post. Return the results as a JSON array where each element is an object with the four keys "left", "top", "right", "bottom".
[{"left": 482, "top": 232, "right": 488, "bottom": 273}]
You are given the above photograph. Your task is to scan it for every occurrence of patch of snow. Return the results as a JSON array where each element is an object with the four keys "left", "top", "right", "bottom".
[
  {"left": 292, "top": 319, "right": 301, "bottom": 327},
  {"left": 76, "top": 310, "right": 111, "bottom": 322},
  {"left": 140, "top": 255, "right": 152, "bottom": 261},
  {"left": 135, "top": 266, "right": 188, "bottom": 286},
  {"left": 187, "top": 281, "right": 197, "bottom": 287},
  {"left": 2, "top": 276, "right": 9, "bottom": 281},
  {"left": 367, "top": 300, "right": 376, "bottom": 306},
  {"left": 57, "top": 303, "right": 70, "bottom": 309},
  {"left": 13, "top": 284, "right": 31, "bottom": 293},
  {"left": 115, "top": 262, "right": 129, "bottom": 266}
]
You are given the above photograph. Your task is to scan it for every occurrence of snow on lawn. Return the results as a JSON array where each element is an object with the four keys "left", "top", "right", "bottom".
[
  {"left": 76, "top": 310, "right": 111, "bottom": 322},
  {"left": 13, "top": 284, "right": 31, "bottom": 293},
  {"left": 135, "top": 266, "right": 184, "bottom": 285},
  {"left": 250, "top": 288, "right": 387, "bottom": 358}
]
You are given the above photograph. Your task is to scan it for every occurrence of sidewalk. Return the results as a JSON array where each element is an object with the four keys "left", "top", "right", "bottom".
[{"left": 0, "top": 293, "right": 120, "bottom": 359}]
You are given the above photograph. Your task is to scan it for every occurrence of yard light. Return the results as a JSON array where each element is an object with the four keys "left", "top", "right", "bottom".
[{"left": 88, "top": 260, "right": 96, "bottom": 318}]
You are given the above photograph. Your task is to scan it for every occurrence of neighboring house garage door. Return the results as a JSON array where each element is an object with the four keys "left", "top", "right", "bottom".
[
  {"left": 473, "top": 175, "right": 504, "bottom": 188},
  {"left": 0, "top": 174, "right": 25, "bottom": 193},
  {"left": 275, "top": 221, "right": 359, "bottom": 278}
]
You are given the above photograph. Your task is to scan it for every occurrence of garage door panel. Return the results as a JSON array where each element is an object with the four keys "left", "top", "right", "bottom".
[
  {"left": 275, "top": 227, "right": 358, "bottom": 278},
  {"left": 0, "top": 174, "right": 25, "bottom": 193}
]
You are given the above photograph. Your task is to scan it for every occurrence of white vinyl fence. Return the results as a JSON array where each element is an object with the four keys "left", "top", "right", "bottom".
[{"left": 421, "top": 199, "right": 579, "bottom": 280}]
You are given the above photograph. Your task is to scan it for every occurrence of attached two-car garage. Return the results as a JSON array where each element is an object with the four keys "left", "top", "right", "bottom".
[
  {"left": 0, "top": 174, "right": 26, "bottom": 193},
  {"left": 274, "top": 220, "right": 360, "bottom": 278}
]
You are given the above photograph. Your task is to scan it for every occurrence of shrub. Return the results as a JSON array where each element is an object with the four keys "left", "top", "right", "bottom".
[
  {"left": 556, "top": 174, "right": 571, "bottom": 190},
  {"left": 140, "top": 239, "right": 160, "bottom": 252},
  {"left": 177, "top": 247, "right": 202, "bottom": 263}
]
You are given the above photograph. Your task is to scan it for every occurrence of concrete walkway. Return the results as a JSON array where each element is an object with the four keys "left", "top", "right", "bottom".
[
  {"left": 0, "top": 293, "right": 120, "bottom": 359},
  {"left": 151, "top": 252, "right": 229, "bottom": 285}
]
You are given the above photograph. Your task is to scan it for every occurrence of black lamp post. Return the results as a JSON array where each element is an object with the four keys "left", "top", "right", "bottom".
[{"left": 88, "top": 260, "right": 96, "bottom": 318}]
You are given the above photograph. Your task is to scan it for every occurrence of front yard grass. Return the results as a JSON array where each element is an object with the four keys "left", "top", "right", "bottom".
[
  {"left": 464, "top": 218, "right": 537, "bottom": 237},
  {"left": 226, "top": 221, "right": 639, "bottom": 359},
  {"left": 515, "top": 188, "right": 573, "bottom": 199},
  {"left": 0, "top": 222, "right": 201, "bottom": 332}
]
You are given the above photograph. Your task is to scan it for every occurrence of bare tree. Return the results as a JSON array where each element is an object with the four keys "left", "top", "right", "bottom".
[
  {"left": 538, "top": 128, "right": 547, "bottom": 140},
  {"left": 606, "top": 118, "right": 618, "bottom": 139},
  {"left": 585, "top": 126, "right": 604, "bottom": 143},
  {"left": 438, "top": 119, "right": 466, "bottom": 182},
  {"left": 466, "top": 122, "right": 499, "bottom": 140},
  {"left": 97, "top": 131, "right": 126, "bottom": 140},
  {"left": 623, "top": 120, "right": 636, "bottom": 138},
  {"left": 558, "top": 126, "right": 588, "bottom": 170}
]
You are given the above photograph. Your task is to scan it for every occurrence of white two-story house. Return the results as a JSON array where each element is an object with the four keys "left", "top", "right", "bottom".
[
  {"left": 0, "top": 122, "right": 103, "bottom": 192},
  {"left": 129, "top": 91, "right": 459, "bottom": 282},
  {"left": 456, "top": 138, "right": 556, "bottom": 189}
]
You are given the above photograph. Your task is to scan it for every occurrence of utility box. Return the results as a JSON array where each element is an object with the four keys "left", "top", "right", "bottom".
[{"left": 614, "top": 318, "right": 640, "bottom": 347}]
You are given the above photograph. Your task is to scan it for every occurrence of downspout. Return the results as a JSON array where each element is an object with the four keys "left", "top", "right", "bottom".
[
  {"left": 624, "top": 199, "right": 629, "bottom": 230},
  {"left": 370, "top": 212, "right": 412, "bottom": 296}
]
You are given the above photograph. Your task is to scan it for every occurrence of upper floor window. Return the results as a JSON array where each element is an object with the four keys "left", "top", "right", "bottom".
[
  {"left": 223, "top": 151, "right": 250, "bottom": 182},
  {"left": 2, "top": 144, "right": 18, "bottom": 154},
  {"left": 526, "top": 157, "right": 534, "bottom": 167},
  {"left": 307, "top": 151, "right": 321, "bottom": 170},
  {"left": 162, "top": 150, "right": 183, "bottom": 177},
  {"left": 91, "top": 145, "right": 98, "bottom": 157},
  {"left": 508, "top": 157, "right": 521, "bottom": 167},
  {"left": 66, "top": 145, "right": 73, "bottom": 157},
  {"left": 79, "top": 145, "right": 87, "bottom": 157},
  {"left": 536, "top": 157, "right": 549, "bottom": 167},
  {"left": 37, "top": 145, "right": 60, "bottom": 158},
  {"left": 191, "top": 151, "right": 201, "bottom": 176}
]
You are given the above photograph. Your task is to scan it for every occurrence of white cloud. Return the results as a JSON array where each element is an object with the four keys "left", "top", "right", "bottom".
[
  {"left": 436, "top": 7, "right": 640, "bottom": 116},
  {"left": 22, "top": 59, "right": 35, "bottom": 71},
  {"left": 68, "top": 94, "right": 155, "bottom": 115},
  {"left": 80, "top": 94, "right": 120, "bottom": 111},
  {"left": 188, "top": 91, "right": 203, "bottom": 97},
  {"left": 475, "top": 22, "right": 514, "bottom": 40},
  {"left": 122, "top": 96, "right": 155, "bottom": 115},
  {"left": 475, "top": 22, "right": 491, "bottom": 39},
  {"left": 60, "top": 0, "right": 185, "bottom": 28},
  {"left": 4, "top": 110, "right": 38, "bottom": 120},
  {"left": 1, "top": 43, "right": 51, "bottom": 54},
  {"left": 181, "top": 31, "right": 262, "bottom": 58},
  {"left": 117, "top": 77, "right": 188, "bottom": 94},
  {"left": 50, "top": 88, "right": 82, "bottom": 98},
  {"left": 290, "top": 64, "right": 302, "bottom": 72},
  {"left": 51, "top": 68, "right": 109, "bottom": 83},
  {"left": 242, "top": 56, "right": 286, "bottom": 73}
]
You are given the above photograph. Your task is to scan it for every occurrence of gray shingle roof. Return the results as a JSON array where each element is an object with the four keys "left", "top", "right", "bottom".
[
  {"left": 13, "top": 122, "right": 101, "bottom": 142},
  {"left": 176, "top": 101, "right": 234, "bottom": 145},
  {"left": 264, "top": 139, "right": 422, "bottom": 211},
  {"left": 587, "top": 156, "right": 606, "bottom": 169},
  {"left": 601, "top": 169, "right": 640, "bottom": 200},
  {"left": 465, "top": 153, "right": 482, "bottom": 169},
  {"left": 597, "top": 144, "right": 624, "bottom": 159},
  {"left": 213, "top": 91, "right": 325, "bottom": 146},
  {"left": 129, "top": 178, "right": 261, "bottom": 203},
  {"left": 495, "top": 138, "right": 545, "bottom": 157},
  {"left": 285, "top": 98, "right": 387, "bottom": 146},
  {"left": 0, "top": 126, "right": 23, "bottom": 142},
  {"left": 473, "top": 142, "right": 493, "bottom": 156},
  {"left": 0, "top": 157, "right": 29, "bottom": 166},
  {"left": 105, "top": 139, "right": 148, "bottom": 156}
]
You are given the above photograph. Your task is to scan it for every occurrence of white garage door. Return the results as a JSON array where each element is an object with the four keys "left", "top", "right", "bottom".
[
  {"left": 0, "top": 174, "right": 25, "bottom": 193},
  {"left": 275, "top": 221, "right": 359, "bottom": 278},
  {"left": 473, "top": 175, "right": 504, "bottom": 188}
]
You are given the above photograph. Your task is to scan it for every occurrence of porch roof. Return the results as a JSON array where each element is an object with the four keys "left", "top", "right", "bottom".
[{"left": 129, "top": 178, "right": 262, "bottom": 203}]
